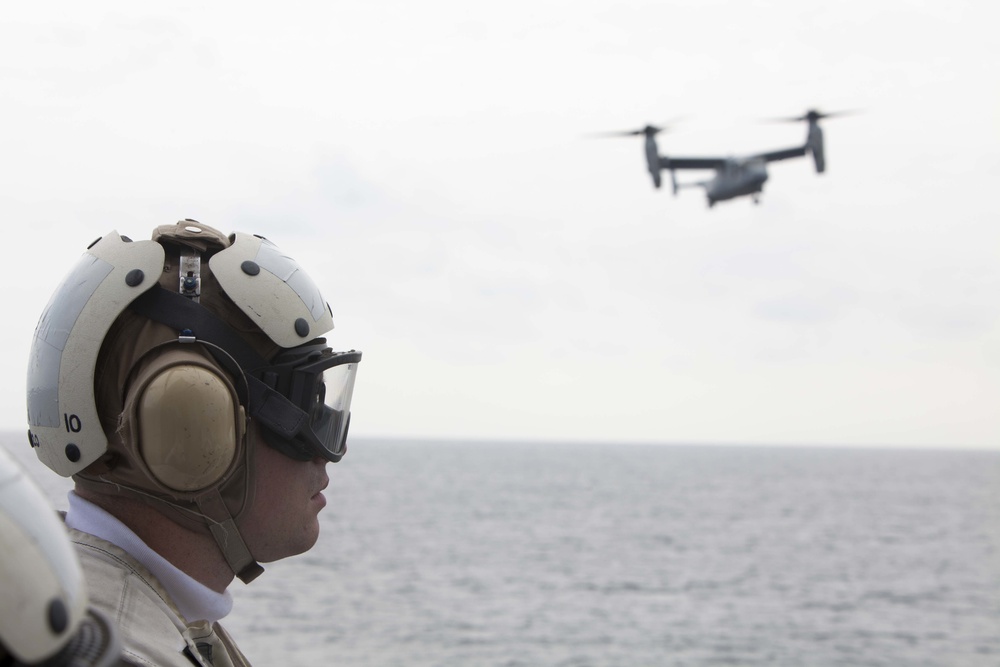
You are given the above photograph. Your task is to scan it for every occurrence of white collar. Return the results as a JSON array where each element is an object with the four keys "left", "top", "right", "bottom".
[{"left": 66, "top": 491, "right": 234, "bottom": 624}]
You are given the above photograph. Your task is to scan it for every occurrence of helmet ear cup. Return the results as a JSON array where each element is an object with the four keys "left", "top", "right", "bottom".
[
  {"left": 137, "top": 365, "right": 242, "bottom": 492},
  {"left": 122, "top": 347, "right": 246, "bottom": 495}
]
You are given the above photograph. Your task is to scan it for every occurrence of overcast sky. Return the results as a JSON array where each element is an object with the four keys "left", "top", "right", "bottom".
[{"left": 1, "top": 1, "right": 996, "bottom": 449}]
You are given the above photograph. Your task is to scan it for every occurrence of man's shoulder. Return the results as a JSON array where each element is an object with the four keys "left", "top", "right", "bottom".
[
  {"left": 69, "top": 529, "right": 180, "bottom": 615},
  {"left": 69, "top": 529, "right": 199, "bottom": 667}
]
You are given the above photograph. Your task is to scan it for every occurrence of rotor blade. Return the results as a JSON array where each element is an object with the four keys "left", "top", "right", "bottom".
[
  {"left": 763, "top": 108, "right": 860, "bottom": 123},
  {"left": 584, "top": 129, "right": 649, "bottom": 138},
  {"left": 815, "top": 109, "right": 858, "bottom": 119},
  {"left": 584, "top": 124, "right": 667, "bottom": 139}
]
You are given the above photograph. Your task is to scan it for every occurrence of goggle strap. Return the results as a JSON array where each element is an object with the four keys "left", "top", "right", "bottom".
[
  {"left": 246, "top": 375, "right": 309, "bottom": 440},
  {"left": 130, "top": 285, "right": 347, "bottom": 463},
  {"left": 129, "top": 286, "right": 268, "bottom": 372}
]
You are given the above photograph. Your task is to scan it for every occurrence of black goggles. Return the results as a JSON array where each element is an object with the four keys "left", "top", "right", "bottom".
[
  {"left": 250, "top": 342, "right": 362, "bottom": 463},
  {"left": 127, "top": 287, "right": 361, "bottom": 462}
]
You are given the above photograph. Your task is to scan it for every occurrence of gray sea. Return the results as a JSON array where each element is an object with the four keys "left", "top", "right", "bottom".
[{"left": 5, "top": 435, "right": 1000, "bottom": 666}]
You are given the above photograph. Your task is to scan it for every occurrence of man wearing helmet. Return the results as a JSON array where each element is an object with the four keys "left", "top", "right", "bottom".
[{"left": 26, "top": 220, "right": 362, "bottom": 666}]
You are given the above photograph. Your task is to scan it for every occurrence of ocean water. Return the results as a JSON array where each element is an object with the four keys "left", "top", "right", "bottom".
[{"left": 5, "top": 435, "right": 1000, "bottom": 666}]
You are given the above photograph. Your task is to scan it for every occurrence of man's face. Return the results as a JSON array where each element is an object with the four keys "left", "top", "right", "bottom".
[{"left": 239, "top": 427, "right": 330, "bottom": 563}]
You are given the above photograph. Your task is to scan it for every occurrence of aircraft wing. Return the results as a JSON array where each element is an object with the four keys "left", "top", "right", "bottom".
[
  {"left": 658, "top": 157, "right": 726, "bottom": 170},
  {"left": 755, "top": 146, "right": 807, "bottom": 163}
]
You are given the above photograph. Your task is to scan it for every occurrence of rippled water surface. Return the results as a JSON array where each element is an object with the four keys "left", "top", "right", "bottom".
[{"left": 7, "top": 436, "right": 1000, "bottom": 666}]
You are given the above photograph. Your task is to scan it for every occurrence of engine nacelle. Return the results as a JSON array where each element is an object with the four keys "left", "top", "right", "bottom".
[
  {"left": 807, "top": 122, "right": 826, "bottom": 173},
  {"left": 644, "top": 134, "right": 662, "bottom": 188}
]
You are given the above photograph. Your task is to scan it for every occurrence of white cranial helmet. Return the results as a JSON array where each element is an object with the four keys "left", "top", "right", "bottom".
[
  {"left": 0, "top": 446, "right": 120, "bottom": 665},
  {"left": 26, "top": 222, "right": 346, "bottom": 477}
]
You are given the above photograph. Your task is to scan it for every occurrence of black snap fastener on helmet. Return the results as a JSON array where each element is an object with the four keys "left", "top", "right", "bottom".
[
  {"left": 240, "top": 260, "right": 260, "bottom": 276},
  {"left": 48, "top": 598, "right": 69, "bottom": 634},
  {"left": 65, "top": 444, "right": 81, "bottom": 462},
  {"left": 294, "top": 318, "right": 310, "bottom": 338},
  {"left": 125, "top": 269, "right": 145, "bottom": 287}
]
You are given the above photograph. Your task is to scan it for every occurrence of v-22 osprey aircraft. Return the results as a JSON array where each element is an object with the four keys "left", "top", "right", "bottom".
[{"left": 602, "top": 109, "right": 849, "bottom": 207}]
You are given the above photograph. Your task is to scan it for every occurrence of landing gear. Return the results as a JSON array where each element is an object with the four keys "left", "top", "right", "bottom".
[{"left": 752, "top": 193, "right": 760, "bottom": 205}]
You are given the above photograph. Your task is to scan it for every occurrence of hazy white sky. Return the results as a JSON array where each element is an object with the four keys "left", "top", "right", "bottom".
[{"left": 1, "top": 1, "right": 997, "bottom": 448}]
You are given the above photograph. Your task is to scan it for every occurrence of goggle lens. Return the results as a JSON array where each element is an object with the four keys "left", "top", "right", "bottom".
[{"left": 308, "top": 360, "right": 358, "bottom": 460}]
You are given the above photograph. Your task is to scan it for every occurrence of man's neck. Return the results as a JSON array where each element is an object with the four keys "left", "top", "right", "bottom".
[{"left": 72, "top": 488, "right": 236, "bottom": 593}]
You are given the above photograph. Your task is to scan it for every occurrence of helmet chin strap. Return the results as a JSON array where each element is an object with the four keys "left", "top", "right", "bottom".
[{"left": 196, "top": 489, "right": 264, "bottom": 584}]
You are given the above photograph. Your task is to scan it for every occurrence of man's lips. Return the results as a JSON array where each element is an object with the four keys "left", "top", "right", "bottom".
[{"left": 312, "top": 476, "right": 329, "bottom": 501}]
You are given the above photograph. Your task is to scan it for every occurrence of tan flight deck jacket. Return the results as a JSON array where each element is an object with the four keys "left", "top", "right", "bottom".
[{"left": 68, "top": 529, "right": 252, "bottom": 667}]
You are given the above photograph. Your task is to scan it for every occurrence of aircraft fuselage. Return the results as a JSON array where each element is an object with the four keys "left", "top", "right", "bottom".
[{"left": 704, "top": 158, "right": 768, "bottom": 206}]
